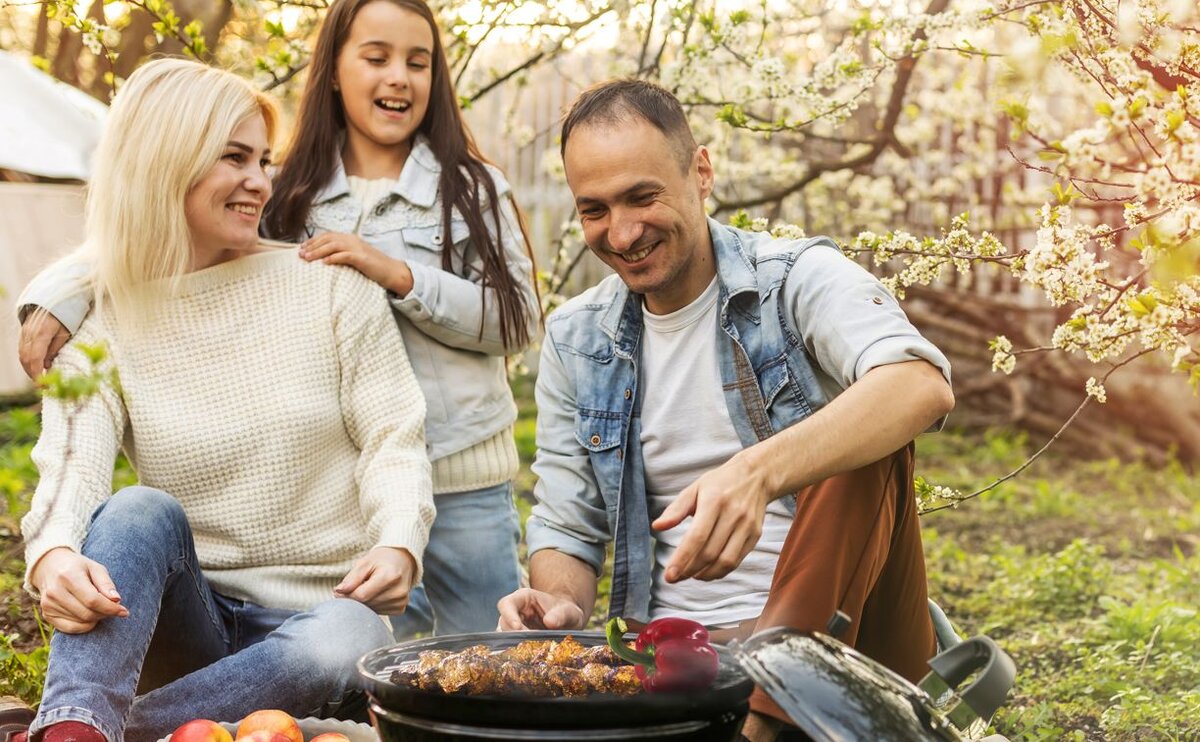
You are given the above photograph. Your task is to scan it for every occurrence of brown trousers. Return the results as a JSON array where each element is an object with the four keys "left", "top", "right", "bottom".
[{"left": 746, "top": 443, "right": 936, "bottom": 725}]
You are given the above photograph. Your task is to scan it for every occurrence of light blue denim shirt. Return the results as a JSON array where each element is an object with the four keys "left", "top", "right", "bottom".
[
  {"left": 301, "top": 136, "right": 539, "bottom": 461},
  {"left": 525, "top": 218, "right": 951, "bottom": 622}
]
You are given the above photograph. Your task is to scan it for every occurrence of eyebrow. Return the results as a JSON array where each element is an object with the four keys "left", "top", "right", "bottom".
[
  {"left": 358, "top": 40, "right": 432, "bottom": 54},
  {"left": 575, "top": 180, "right": 661, "bottom": 206},
  {"left": 227, "top": 141, "right": 271, "bottom": 158}
]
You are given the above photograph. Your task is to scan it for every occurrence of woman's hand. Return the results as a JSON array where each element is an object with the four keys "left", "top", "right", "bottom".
[
  {"left": 299, "top": 232, "right": 414, "bottom": 296},
  {"left": 334, "top": 546, "right": 418, "bottom": 614},
  {"left": 30, "top": 547, "right": 129, "bottom": 633}
]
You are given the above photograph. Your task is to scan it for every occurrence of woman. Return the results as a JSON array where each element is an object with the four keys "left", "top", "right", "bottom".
[{"left": 18, "top": 59, "right": 433, "bottom": 742}]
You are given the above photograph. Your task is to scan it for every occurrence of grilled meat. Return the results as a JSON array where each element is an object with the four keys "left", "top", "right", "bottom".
[{"left": 388, "top": 636, "right": 643, "bottom": 697}]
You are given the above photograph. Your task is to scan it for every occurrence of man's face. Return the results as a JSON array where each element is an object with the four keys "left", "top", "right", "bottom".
[{"left": 564, "top": 118, "right": 716, "bottom": 315}]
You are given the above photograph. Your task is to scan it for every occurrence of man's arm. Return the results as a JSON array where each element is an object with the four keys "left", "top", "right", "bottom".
[
  {"left": 656, "top": 360, "right": 952, "bottom": 583},
  {"left": 657, "top": 240, "right": 955, "bottom": 583},
  {"left": 497, "top": 549, "right": 596, "bottom": 630},
  {"left": 497, "top": 315, "right": 611, "bottom": 630}
]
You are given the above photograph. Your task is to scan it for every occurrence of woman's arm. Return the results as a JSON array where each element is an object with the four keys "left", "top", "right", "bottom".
[
  {"left": 21, "top": 325, "right": 129, "bottom": 631},
  {"left": 329, "top": 268, "right": 435, "bottom": 611}
]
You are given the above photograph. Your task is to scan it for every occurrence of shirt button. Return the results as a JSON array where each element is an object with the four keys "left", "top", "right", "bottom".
[
  {"left": 624, "top": 388, "right": 632, "bottom": 400},
  {"left": 373, "top": 204, "right": 387, "bottom": 216},
  {"left": 872, "top": 296, "right": 884, "bottom": 305},
  {"left": 590, "top": 434, "right": 601, "bottom": 446},
  {"left": 432, "top": 233, "right": 443, "bottom": 245}
]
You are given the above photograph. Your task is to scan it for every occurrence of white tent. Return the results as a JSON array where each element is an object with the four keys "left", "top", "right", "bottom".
[
  {"left": 1, "top": 52, "right": 105, "bottom": 396},
  {"left": 0, "top": 50, "right": 107, "bottom": 180}
]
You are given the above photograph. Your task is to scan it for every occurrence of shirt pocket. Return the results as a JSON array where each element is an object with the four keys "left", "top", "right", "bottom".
[
  {"left": 574, "top": 408, "right": 625, "bottom": 501},
  {"left": 759, "top": 354, "right": 813, "bottom": 423},
  {"left": 401, "top": 220, "right": 473, "bottom": 267}
]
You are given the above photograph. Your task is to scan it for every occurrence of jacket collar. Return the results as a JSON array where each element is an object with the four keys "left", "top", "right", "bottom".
[
  {"left": 311, "top": 134, "right": 440, "bottom": 208},
  {"left": 599, "top": 217, "right": 759, "bottom": 353}
]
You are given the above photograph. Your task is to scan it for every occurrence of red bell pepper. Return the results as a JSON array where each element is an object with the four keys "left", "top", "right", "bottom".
[{"left": 605, "top": 616, "right": 719, "bottom": 693}]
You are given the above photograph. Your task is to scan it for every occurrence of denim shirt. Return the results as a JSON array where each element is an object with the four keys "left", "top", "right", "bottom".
[
  {"left": 302, "top": 136, "right": 540, "bottom": 461},
  {"left": 525, "top": 218, "right": 951, "bottom": 622}
]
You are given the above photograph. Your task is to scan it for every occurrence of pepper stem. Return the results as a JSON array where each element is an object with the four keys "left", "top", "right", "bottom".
[{"left": 605, "top": 617, "right": 656, "bottom": 667}]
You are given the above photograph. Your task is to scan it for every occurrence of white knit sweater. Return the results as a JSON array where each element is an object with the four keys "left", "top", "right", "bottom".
[{"left": 21, "top": 249, "right": 435, "bottom": 612}]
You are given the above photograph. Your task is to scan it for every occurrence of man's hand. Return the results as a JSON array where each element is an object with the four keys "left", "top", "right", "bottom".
[
  {"left": 18, "top": 312, "right": 70, "bottom": 379},
  {"left": 653, "top": 450, "right": 773, "bottom": 583},
  {"left": 31, "top": 547, "right": 129, "bottom": 634},
  {"left": 496, "top": 588, "right": 587, "bottom": 631},
  {"left": 299, "top": 232, "right": 415, "bottom": 296},
  {"left": 334, "top": 546, "right": 418, "bottom": 614}
]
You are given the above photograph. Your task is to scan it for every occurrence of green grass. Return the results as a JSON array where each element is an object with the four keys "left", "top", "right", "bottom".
[{"left": 2, "top": 393, "right": 1198, "bottom": 739}]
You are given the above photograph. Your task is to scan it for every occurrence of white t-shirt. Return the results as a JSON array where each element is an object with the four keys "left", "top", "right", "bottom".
[{"left": 640, "top": 277, "right": 793, "bottom": 627}]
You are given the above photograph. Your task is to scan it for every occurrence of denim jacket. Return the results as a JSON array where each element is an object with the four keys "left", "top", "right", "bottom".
[
  {"left": 302, "top": 136, "right": 539, "bottom": 461},
  {"left": 525, "top": 218, "right": 950, "bottom": 621}
]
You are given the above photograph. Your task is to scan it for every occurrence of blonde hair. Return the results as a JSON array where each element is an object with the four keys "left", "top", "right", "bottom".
[{"left": 80, "top": 58, "right": 277, "bottom": 328}]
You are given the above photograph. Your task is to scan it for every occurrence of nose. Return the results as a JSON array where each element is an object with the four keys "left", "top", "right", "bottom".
[
  {"left": 244, "top": 163, "right": 272, "bottom": 202},
  {"left": 385, "top": 60, "right": 410, "bottom": 88},
  {"left": 607, "top": 209, "right": 644, "bottom": 252}
]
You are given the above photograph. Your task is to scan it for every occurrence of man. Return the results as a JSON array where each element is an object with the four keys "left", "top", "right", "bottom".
[{"left": 496, "top": 79, "right": 954, "bottom": 739}]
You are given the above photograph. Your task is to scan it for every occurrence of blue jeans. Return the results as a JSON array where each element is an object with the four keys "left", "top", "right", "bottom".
[
  {"left": 390, "top": 482, "right": 521, "bottom": 638},
  {"left": 31, "top": 487, "right": 393, "bottom": 742}
]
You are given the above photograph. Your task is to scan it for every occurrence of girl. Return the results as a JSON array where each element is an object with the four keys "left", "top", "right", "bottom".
[
  {"left": 19, "top": 59, "right": 433, "bottom": 742},
  {"left": 263, "top": 0, "right": 541, "bottom": 636}
]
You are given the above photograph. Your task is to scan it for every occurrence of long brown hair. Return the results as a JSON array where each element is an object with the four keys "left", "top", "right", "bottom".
[{"left": 264, "top": 0, "right": 537, "bottom": 350}]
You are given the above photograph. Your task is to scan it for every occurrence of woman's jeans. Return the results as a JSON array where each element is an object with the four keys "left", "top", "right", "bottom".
[
  {"left": 390, "top": 482, "right": 521, "bottom": 638},
  {"left": 31, "top": 487, "right": 393, "bottom": 742}
]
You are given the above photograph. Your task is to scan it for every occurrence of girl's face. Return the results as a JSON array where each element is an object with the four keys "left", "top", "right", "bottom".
[
  {"left": 334, "top": 1, "right": 434, "bottom": 157},
  {"left": 185, "top": 113, "right": 272, "bottom": 264}
]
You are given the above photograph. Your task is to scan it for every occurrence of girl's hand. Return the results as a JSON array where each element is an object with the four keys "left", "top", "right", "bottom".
[
  {"left": 334, "top": 546, "right": 418, "bottom": 614},
  {"left": 31, "top": 547, "right": 129, "bottom": 633},
  {"left": 300, "top": 232, "right": 414, "bottom": 296}
]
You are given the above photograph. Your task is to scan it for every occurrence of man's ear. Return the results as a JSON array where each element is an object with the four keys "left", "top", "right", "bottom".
[{"left": 694, "top": 146, "right": 715, "bottom": 201}]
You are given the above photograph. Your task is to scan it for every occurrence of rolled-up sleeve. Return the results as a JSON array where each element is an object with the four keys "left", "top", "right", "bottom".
[
  {"left": 525, "top": 328, "right": 610, "bottom": 574},
  {"left": 787, "top": 240, "right": 952, "bottom": 390}
]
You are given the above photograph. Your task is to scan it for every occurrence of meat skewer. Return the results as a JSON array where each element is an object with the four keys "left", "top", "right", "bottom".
[{"left": 389, "top": 636, "right": 643, "bottom": 697}]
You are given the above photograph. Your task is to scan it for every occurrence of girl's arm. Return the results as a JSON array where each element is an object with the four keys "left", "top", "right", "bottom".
[{"left": 390, "top": 188, "right": 540, "bottom": 356}]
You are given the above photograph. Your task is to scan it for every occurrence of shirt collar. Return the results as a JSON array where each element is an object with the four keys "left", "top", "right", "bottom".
[
  {"left": 311, "top": 134, "right": 440, "bottom": 208},
  {"left": 600, "top": 217, "right": 758, "bottom": 348}
]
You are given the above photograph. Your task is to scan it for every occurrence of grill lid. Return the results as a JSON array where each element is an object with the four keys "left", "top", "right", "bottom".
[{"left": 730, "top": 628, "right": 1014, "bottom": 742}]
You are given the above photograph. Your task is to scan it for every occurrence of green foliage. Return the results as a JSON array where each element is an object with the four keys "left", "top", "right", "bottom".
[
  {"left": 920, "top": 430, "right": 1200, "bottom": 740},
  {"left": 0, "top": 630, "right": 48, "bottom": 703}
]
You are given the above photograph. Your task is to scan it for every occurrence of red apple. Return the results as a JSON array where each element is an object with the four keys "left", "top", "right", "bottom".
[
  {"left": 236, "top": 733, "right": 292, "bottom": 742},
  {"left": 170, "top": 719, "right": 233, "bottom": 742},
  {"left": 309, "top": 735, "right": 351, "bottom": 742},
  {"left": 235, "top": 710, "right": 302, "bottom": 742}
]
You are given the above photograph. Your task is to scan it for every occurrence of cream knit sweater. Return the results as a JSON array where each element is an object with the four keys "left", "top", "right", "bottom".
[{"left": 21, "top": 250, "right": 434, "bottom": 612}]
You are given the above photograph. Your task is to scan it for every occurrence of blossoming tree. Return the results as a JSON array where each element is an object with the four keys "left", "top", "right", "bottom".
[{"left": 5, "top": 0, "right": 1198, "bottom": 489}]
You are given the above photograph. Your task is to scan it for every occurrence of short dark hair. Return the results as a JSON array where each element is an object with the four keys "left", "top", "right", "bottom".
[{"left": 560, "top": 79, "right": 698, "bottom": 172}]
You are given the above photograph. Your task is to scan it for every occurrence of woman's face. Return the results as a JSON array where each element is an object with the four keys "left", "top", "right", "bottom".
[
  {"left": 334, "top": 1, "right": 434, "bottom": 155},
  {"left": 185, "top": 113, "right": 272, "bottom": 262}
]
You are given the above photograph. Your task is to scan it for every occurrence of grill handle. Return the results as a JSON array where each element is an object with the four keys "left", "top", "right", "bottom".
[{"left": 918, "top": 635, "right": 1015, "bottom": 732}]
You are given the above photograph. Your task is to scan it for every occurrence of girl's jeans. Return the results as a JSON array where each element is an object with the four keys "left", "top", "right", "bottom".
[
  {"left": 30, "top": 486, "right": 393, "bottom": 742},
  {"left": 390, "top": 482, "right": 521, "bottom": 638}
]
